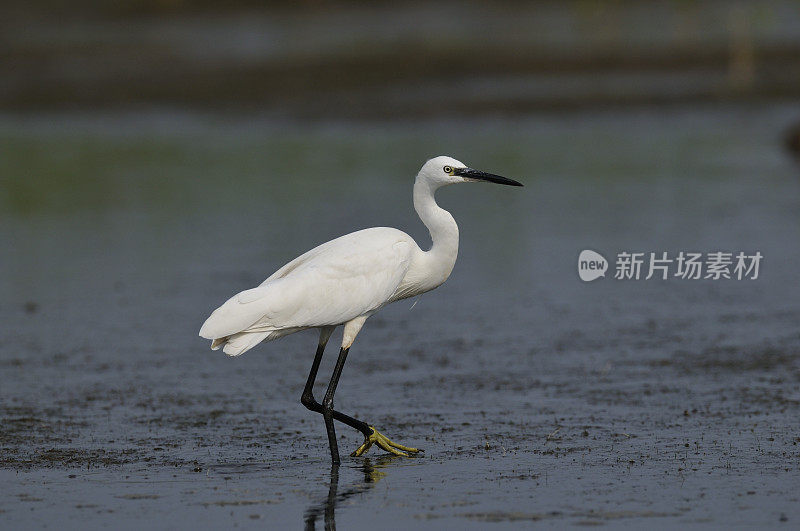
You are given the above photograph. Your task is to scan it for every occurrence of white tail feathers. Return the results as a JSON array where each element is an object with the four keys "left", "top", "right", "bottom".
[
  {"left": 210, "top": 337, "right": 227, "bottom": 350},
  {"left": 218, "top": 331, "right": 270, "bottom": 357}
]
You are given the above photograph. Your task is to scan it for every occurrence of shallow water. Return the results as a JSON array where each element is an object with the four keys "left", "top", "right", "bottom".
[{"left": 1, "top": 105, "right": 800, "bottom": 528}]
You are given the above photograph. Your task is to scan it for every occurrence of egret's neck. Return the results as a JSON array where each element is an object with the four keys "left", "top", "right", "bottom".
[{"left": 413, "top": 178, "right": 459, "bottom": 276}]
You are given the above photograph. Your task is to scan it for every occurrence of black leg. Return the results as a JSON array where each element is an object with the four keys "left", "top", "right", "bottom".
[
  {"left": 301, "top": 342, "right": 327, "bottom": 410},
  {"left": 300, "top": 342, "right": 372, "bottom": 462},
  {"left": 322, "top": 390, "right": 339, "bottom": 465},
  {"left": 321, "top": 347, "right": 352, "bottom": 465}
]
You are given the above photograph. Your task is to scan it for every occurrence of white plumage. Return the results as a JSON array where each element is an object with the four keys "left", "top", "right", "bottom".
[
  {"left": 200, "top": 228, "right": 416, "bottom": 355},
  {"left": 199, "top": 155, "right": 521, "bottom": 356}
]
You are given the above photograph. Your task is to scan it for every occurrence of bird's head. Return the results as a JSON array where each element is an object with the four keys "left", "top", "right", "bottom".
[{"left": 418, "top": 155, "right": 523, "bottom": 188}]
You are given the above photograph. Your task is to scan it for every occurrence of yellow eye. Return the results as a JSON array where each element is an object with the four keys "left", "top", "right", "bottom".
[{"left": 443, "top": 166, "right": 453, "bottom": 175}]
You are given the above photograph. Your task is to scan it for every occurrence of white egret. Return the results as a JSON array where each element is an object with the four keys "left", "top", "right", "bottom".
[{"left": 199, "top": 156, "right": 522, "bottom": 464}]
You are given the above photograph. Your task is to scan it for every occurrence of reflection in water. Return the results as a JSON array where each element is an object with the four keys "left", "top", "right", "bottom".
[{"left": 303, "top": 457, "right": 395, "bottom": 530}]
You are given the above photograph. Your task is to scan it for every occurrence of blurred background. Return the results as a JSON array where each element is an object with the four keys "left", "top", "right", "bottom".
[
  {"left": 2, "top": 0, "right": 800, "bottom": 215},
  {"left": 3, "top": 0, "right": 800, "bottom": 117},
  {"left": 2, "top": 1, "right": 800, "bottom": 528}
]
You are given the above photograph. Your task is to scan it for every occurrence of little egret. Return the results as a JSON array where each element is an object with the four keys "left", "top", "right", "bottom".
[{"left": 199, "top": 156, "right": 522, "bottom": 464}]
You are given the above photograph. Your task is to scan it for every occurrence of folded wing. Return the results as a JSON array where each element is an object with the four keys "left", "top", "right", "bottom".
[{"left": 199, "top": 228, "right": 415, "bottom": 343}]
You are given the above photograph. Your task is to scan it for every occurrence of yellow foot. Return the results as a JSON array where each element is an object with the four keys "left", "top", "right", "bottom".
[{"left": 351, "top": 426, "right": 422, "bottom": 458}]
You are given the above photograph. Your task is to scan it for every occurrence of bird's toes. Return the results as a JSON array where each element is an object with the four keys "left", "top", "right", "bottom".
[
  {"left": 374, "top": 439, "right": 409, "bottom": 457},
  {"left": 374, "top": 432, "right": 421, "bottom": 457},
  {"left": 385, "top": 439, "right": 422, "bottom": 453},
  {"left": 351, "top": 427, "right": 422, "bottom": 458},
  {"left": 350, "top": 439, "right": 373, "bottom": 457}
]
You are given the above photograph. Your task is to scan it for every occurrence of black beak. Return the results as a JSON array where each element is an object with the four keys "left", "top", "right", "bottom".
[{"left": 454, "top": 167, "right": 523, "bottom": 187}]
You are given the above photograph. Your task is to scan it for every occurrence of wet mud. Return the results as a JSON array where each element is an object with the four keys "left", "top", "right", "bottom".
[{"left": 1, "top": 106, "right": 800, "bottom": 528}]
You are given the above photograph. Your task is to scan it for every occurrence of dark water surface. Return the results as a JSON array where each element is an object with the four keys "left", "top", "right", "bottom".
[{"left": 1, "top": 105, "right": 800, "bottom": 528}]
